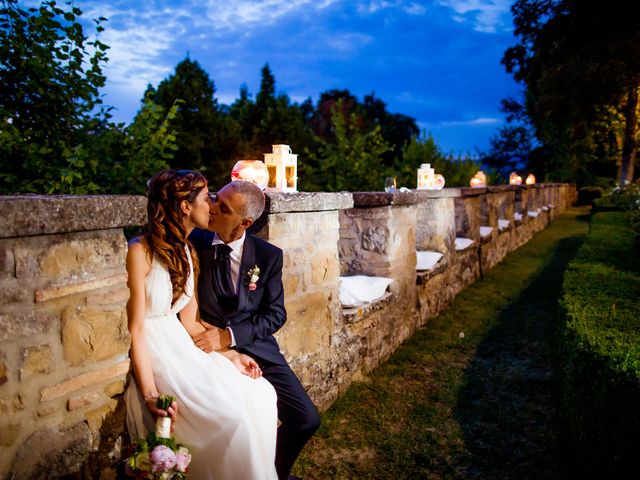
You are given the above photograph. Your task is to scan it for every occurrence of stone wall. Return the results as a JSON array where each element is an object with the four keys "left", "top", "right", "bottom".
[{"left": 0, "top": 184, "right": 575, "bottom": 478}]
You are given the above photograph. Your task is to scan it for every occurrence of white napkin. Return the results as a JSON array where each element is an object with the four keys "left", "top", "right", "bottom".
[
  {"left": 340, "top": 275, "right": 394, "bottom": 308},
  {"left": 416, "top": 251, "right": 443, "bottom": 271},
  {"left": 455, "top": 237, "right": 474, "bottom": 251}
]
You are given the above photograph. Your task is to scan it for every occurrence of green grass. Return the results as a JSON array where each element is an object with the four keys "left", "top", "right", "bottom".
[{"left": 294, "top": 208, "right": 591, "bottom": 479}]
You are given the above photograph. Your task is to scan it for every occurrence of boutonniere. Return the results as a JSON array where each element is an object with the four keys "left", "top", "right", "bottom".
[{"left": 247, "top": 265, "right": 260, "bottom": 291}]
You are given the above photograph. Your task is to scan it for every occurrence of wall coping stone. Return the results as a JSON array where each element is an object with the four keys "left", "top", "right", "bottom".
[
  {"left": 265, "top": 191, "right": 353, "bottom": 213},
  {"left": 352, "top": 188, "right": 460, "bottom": 207},
  {"left": 0, "top": 195, "right": 146, "bottom": 238},
  {"left": 486, "top": 185, "right": 519, "bottom": 193}
]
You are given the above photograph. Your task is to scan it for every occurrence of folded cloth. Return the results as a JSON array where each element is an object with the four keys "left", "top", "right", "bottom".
[
  {"left": 455, "top": 237, "right": 474, "bottom": 251},
  {"left": 498, "top": 218, "right": 510, "bottom": 230},
  {"left": 479, "top": 226, "right": 493, "bottom": 237},
  {"left": 416, "top": 251, "right": 443, "bottom": 271},
  {"left": 514, "top": 212, "right": 523, "bottom": 222},
  {"left": 528, "top": 210, "right": 539, "bottom": 218},
  {"left": 340, "top": 275, "right": 394, "bottom": 308}
]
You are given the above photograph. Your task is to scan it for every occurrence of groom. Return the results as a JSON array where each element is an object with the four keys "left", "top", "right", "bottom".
[{"left": 189, "top": 180, "right": 320, "bottom": 480}]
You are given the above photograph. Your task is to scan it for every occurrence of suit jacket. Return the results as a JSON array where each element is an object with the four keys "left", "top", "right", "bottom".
[{"left": 189, "top": 228, "right": 287, "bottom": 365}]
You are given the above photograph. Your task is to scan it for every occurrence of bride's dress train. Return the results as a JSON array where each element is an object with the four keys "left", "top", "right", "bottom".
[{"left": 125, "top": 248, "right": 278, "bottom": 479}]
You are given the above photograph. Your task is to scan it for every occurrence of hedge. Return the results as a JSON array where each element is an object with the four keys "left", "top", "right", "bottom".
[{"left": 559, "top": 211, "right": 640, "bottom": 475}]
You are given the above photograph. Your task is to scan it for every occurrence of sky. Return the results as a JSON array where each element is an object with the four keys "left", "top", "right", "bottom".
[{"left": 71, "top": 0, "right": 522, "bottom": 155}]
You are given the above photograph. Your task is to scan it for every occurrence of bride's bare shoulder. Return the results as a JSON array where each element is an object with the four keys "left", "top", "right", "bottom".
[{"left": 127, "top": 236, "right": 152, "bottom": 267}]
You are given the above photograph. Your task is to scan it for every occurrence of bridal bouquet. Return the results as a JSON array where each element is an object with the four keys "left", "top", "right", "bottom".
[{"left": 125, "top": 395, "right": 191, "bottom": 479}]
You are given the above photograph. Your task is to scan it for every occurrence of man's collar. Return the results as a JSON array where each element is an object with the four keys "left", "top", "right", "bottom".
[{"left": 211, "top": 231, "right": 246, "bottom": 252}]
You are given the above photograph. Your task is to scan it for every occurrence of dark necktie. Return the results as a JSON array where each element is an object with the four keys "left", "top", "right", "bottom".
[{"left": 211, "top": 243, "right": 236, "bottom": 302}]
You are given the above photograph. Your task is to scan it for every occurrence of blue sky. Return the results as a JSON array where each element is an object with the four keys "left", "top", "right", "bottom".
[{"left": 73, "top": 0, "right": 520, "bottom": 154}]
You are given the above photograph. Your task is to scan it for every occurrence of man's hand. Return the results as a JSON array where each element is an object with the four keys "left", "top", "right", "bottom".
[{"left": 194, "top": 327, "right": 231, "bottom": 352}]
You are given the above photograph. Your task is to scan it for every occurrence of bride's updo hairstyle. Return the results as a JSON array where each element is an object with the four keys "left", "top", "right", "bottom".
[{"left": 145, "top": 169, "right": 207, "bottom": 303}]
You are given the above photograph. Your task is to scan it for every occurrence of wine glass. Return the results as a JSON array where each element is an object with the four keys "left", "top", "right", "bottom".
[{"left": 384, "top": 176, "right": 397, "bottom": 192}]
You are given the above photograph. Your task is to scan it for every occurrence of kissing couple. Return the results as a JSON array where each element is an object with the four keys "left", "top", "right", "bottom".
[{"left": 124, "top": 170, "right": 320, "bottom": 479}]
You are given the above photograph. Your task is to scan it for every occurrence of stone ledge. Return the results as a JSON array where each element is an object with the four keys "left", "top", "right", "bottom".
[
  {"left": 0, "top": 195, "right": 146, "bottom": 238},
  {"left": 486, "top": 185, "right": 519, "bottom": 193},
  {"left": 341, "top": 291, "right": 394, "bottom": 323},
  {"left": 352, "top": 188, "right": 460, "bottom": 207},
  {"left": 265, "top": 191, "right": 353, "bottom": 213},
  {"left": 416, "top": 258, "right": 448, "bottom": 285}
]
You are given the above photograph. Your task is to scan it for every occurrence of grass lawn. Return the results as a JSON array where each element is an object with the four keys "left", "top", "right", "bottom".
[{"left": 294, "top": 208, "right": 591, "bottom": 480}]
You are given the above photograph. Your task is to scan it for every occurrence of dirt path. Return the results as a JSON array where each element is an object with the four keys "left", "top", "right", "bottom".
[{"left": 294, "top": 208, "right": 590, "bottom": 479}]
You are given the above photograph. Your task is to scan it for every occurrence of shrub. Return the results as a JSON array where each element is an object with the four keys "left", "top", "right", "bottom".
[{"left": 576, "top": 186, "right": 603, "bottom": 205}]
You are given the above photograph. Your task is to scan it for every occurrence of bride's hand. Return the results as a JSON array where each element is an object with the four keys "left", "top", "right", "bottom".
[
  {"left": 228, "top": 352, "right": 263, "bottom": 379},
  {"left": 145, "top": 396, "right": 178, "bottom": 428}
]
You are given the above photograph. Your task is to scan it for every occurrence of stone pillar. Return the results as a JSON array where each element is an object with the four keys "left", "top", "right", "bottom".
[
  {"left": 414, "top": 189, "right": 458, "bottom": 265},
  {"left": 454, "top": 188, "right": 485, "bottom": 240},
  {"left": 255, "top": 192, "right": 353, "bottom": 410},
  {"left": 0, "top": 195, "right": 145, "bottom": 479}
]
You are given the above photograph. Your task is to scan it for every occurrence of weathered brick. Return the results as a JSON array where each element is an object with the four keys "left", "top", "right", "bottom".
[
  {"left": 40, "top": 360, "right": 129, "bottom": 402},
  {"left": 20, "top": 344, "right": 53, "bottom": 379},
  {"left": 61, "top": 305, "right": 129, "bottom": 366},
  {"left": 37, "top": 401, "right": 59, "bottom": 418},
  {"left": 67, "top": 391, "right": 101, "bottom": 411},
  {"left": 85, "top": 287, "right": 129, "bottom": 307},
  {"left": 35, "top": 272, "right": 126, "bottom": 303}
]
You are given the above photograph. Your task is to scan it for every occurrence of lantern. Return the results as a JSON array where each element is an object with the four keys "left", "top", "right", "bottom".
[
  {"left": 470, "top": 171, "right": 486, "bottom": 188},
  {"left": 264, "top": 144, "right": 298, "bottom": 192},
  {"left": 509, "top": 172, "right": 522, "bottom": 185},
  {"left": 230, "top": 160, "right": 269, "bottom": 190},
  {"left": 433, "top": 174, "right": 445, "bottom": 190},
  {"left": 525, "top": 173, "right": 536, "bottom": 185},
  {"left": 417, "top": 163, "right": 435, "bottom": 189}
]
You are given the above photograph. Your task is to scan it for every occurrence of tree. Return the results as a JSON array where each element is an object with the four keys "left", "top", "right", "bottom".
[
  {"left": 150, "top": 56, "right": 239, "bottom": 185},
  {"left": 303, "top": 100, "right": 392, "bottom": 192},
  {"left": 0, "top": 0, "right": 109, "bottom": 193},
  {"left": 503, "top": 0, "right": 640, "bottom": 186}
]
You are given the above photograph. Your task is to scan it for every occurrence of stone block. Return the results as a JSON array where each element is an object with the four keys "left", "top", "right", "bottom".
[
  {"left": 0, "top": 357, "right": 6, "bottom": 385},
  {"left": 20, "top": 344, "right": 53, "bottom": 379},
  {"left": 40, "top": 360, "right": 129, "bottom": 402},
  {"left": 0, "top": 310, "right": 57, "bottom": 342},
  {"left": 9, "top": 422, "right": 92, "bottom": 480},
  {"left": 0, "top": 421, "right": 21, "bottom": 447},
  {"left": 279, "top": 291, "right": 334, "bottom": 357},
  {"left": 0, "top": 279, "right": 32, "bottom": 305},
  {"left": 0, "top": 245, "right": 15, "bottom": 277},
  {"left": 104, "top": 380, "right": 126, "bottom": 397},
  {"left": 61, "top": 305, "right": 129, "bottom": 366}
]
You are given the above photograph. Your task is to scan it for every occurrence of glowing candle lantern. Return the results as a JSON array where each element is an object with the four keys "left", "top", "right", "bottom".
[
  {"left": 470, "top": 171, "right": 486, "bottom": 188},
  {"left": 509, "top": 172, "right": 523, "bottom": 185},
  {"left": 264, "top": 144, "right": 298, "bottom": 192},
  {"left": 525, "top": 173, "right": 536, "bottom": 185},
  {"left": 230, "top": 160, "right": 269, "bottom": 190},
  {"left": 417, "top": 163, "right": 435, "bottom": 189},
  {"left": 433, "top": 174, "right": 445, "bottom": 190}
]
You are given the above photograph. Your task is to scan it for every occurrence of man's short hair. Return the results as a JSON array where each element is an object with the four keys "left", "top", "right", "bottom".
[{"left": 225, "top": 180, "right": 266, "bottom": 221}]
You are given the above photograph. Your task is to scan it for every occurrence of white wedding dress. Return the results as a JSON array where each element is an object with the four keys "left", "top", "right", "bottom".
[{"left": 124, "top": 247, "right": 278, "bottom": 479}]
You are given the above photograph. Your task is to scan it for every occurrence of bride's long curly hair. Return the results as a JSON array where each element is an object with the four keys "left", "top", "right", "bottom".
[{"left": 145, "top": 169, "right": 207, "bottom": 303}]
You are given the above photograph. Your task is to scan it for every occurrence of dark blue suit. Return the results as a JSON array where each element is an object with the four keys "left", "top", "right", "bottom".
[{"left": 190, "top": 228, "right": 320, "bottom": 479}]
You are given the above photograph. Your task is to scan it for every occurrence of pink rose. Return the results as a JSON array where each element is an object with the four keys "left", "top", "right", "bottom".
[
  {"left": 248, "top": 283, "right": 257, "bottom": 291},
  {"left": 150, "top": 445, "right": 176, "bottom": 472}
]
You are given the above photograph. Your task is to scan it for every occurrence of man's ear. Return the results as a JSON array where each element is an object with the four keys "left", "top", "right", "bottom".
[{"left": 239, "top": 217, "right": 253, "bottom": 230}]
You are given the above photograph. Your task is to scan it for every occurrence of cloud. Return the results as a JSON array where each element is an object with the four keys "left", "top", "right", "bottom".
[
  {"left": 203, "top": 0, "right": 338, "bottom": 31},
  {"left": 356, "top": 0, "right": 427, "bottom": 15},
  {"left": 438, "top": 117, "right": 502, "bottom": 127},
  {"left": 437, "top": 0, "right": 512, "bottom": 33}
]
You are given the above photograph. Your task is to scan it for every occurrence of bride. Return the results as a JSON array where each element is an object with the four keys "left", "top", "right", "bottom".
[{"left": 124, "top": 169, "right": 278, "bottom": 479}]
